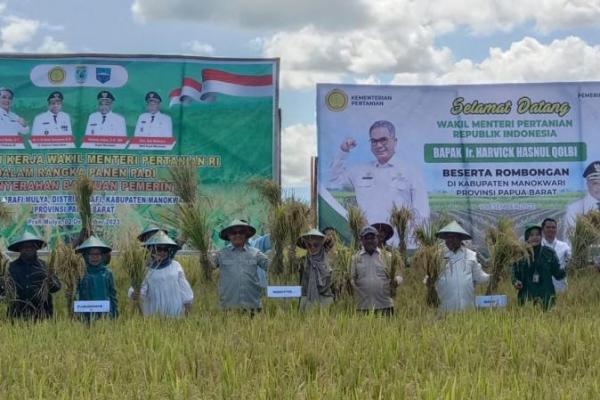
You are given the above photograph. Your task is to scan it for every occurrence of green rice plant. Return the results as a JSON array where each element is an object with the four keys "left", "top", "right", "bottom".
[
  {"left": 485, "top": 216, "right": 530, "bottom": 294},
  {"left": 569, "top": 211, "right": 600, "bottom": 270},
  {"left": 412, "top": 219, "right": 444, "bottom": 307},
  {"left": 347, "top": 205, "right": 366, "bottom": 250},
  {"left": 390, "top": 204, "right": 412, "bottom": 262},
  {"left": 71, "top": 174, "right": 94, "bottom": 239},
  {"left": 48, "top": 237, "right": 86, "bottom": 318}
]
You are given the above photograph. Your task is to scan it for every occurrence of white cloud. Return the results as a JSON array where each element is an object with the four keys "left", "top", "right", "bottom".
[
  {"left": 262, "top": 24, "right": 451, "bottom": 89},
  {"left": 35, "top": 36, "right": 68, "bottom": 53},
  {"left": 182, "top": 40, "right": 215, "bottom": 56},
  {"left": 281, "top": 123, "right": 316, "bottom": 186},
  {"left": 0, "top": 16, "right": 39, "bottom": 51},
  {"left": 391, "top": 36, "right": 600, "bottom": 85},
  {"left": 132, "top": 0, "right": 369, "bottom": 30},
  {"left": 131, "top": 0, "right": 600, "bottom": 90},
  {"left": 354, "top": 75, "right": 381, "bottom": 85}
]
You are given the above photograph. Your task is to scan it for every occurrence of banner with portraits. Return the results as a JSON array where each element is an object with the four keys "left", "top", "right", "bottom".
[
  {"left": 317, "top": 82, "right": 600, "bottom": 246},
  {"left": 0, "top": 54, "right": 278, "bottom": 243}
]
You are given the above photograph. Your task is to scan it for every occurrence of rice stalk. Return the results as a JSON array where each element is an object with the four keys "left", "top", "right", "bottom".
[
  {"left": 72, "top": 174, "right": 94, "bottom": 239},
  {"left": 117, "top": 227, "right": 149, "bottom": 313},
  {"left": 0, "top": 200, "right": 13, "bottom": 224},
  {"left": 49, "top": 237, "right": 86, "bottom": 318},
  {"left": 347, "top": 206, "right": 366, "bottom": 250},
  {"left": 167, "top": 163, "right": 198, "bottom": 204},
  {"left": 269, "top": 204, "right": 287, "bottom": 275},
  {"left": 0, "top": 251, "right": 15, "bottom": 305},
  {"left": 249, "top": 177, "right": 281, "bottom": 209},
  {"left": 330, "top": 243, "right": 354, "bottom": 298},
  {"left": 284, "top": 198, "right": 311, "bottom": 275},
  {"left": 382, "top": 248, "right": 405, "bottom": 298},
  {"left": 569, "top": 212, "right": 600, "bottom": 271},
  {"left": 412, "top": 220, "right": 444, "bottom": 307},
  {"left": 171, "top": 201, "right": 213, "bottom": 281},
  {"left": 485, "top": 217, "right": 530, "bottom": 294},
  {"left": 390, "top": 204, "right": 412, "bottom": 262}
]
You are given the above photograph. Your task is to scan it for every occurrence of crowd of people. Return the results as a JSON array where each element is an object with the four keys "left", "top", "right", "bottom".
[{"left": 0, "top": 216, "right": 576, "bottom": 320}]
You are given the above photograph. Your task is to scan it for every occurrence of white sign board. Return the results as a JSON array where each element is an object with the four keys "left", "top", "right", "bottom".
[
  {"left": 74, "top": 300, "right": 110, "bottom": 313},
  {"left": 267, "top": 286, "right": 302, "bottom": 298},
  {"left": 475, "top": 295, "right": 507, "bottom": 308}
]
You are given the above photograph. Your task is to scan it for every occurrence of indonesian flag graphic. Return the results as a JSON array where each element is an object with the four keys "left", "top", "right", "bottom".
[{"left": 169, "top": 68, "right": 273, "bottom": 106}]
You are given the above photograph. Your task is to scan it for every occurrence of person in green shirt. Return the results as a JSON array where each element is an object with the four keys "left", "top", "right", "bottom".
[
  {"left": 75, "top": 235, "right": 118, "bottom": 319},
  {"left": 512, "top": 224, "right": 565, "bottom": 311}
]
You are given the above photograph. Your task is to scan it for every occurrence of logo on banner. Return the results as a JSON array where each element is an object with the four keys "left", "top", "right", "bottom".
[
  {"left": 325, "top": 89, "right": 348, "bottom": 112},
  {"left": 48, "top": 67, "right": 66, "bottom": 84},
  {"left": 75, "top": 65, "right": 87, "bottom": 84},
  {"left": 96, "top": 67, "right": 112, "bottom": 84}
]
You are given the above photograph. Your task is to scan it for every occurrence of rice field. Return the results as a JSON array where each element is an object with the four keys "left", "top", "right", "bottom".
[{"left": 2, "top": 256, "right": 600, "bottom": 399}]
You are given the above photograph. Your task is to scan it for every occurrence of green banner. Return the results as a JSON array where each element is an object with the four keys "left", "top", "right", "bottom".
[{"left": 0, "top": 55, "right": 279, "bottom": 244}]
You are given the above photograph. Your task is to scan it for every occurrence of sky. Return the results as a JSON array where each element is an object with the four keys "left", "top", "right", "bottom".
[{"left": 4, "top": 0, "right": 600, "bottom": 197}]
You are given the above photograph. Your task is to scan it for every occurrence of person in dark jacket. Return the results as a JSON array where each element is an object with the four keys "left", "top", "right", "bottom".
[
  {"left": 75, "top": 235, "right": 118, "bottom": 319},
  {"left": 512, "top": 224, "right": 565, "bottom": 311},
  {"left": 2, "top": 232, "right": 61, "bottom": 320}
]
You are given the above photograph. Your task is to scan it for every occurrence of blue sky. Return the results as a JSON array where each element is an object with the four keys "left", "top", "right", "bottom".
[{"left": 3, "top": 0, "right": 600, "bottom": 196}]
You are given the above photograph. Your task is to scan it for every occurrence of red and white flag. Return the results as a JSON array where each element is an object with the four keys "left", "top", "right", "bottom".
[{"left": 169, "top": 68, "right": 273, "bottom": 106}]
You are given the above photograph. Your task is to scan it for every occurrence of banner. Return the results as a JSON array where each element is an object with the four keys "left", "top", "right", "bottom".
[
  {"left": 0, "top": 55, "right": 279, "bottom": 244},
  {"left": 317, "top": 82, "right": 600, "bottom": 246}
]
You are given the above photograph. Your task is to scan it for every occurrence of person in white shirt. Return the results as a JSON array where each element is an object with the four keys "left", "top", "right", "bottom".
[
  {"left": 129, "top": 231, "right": 193, "bottom": 317},
  {"left": 541, "top": 217, "right": 571, "bottom": 292},
  {"left": 0, "top": 87, "right": 28, "bottom": 135},
  {"left": 564, "top": 161, "right": 600, "bottom": 238},
  {"left": 434, "top": 221, "right": 489, "bottom": 312},
  {"left": 84, "top": 91, "right": 127, "bottom": 136},
  {"left": 134, "top": 91, "right": 172, "bottom": 137},
  {"left": 328, "top": 120, "right": 429, "bottom": 246},
  {"left": 31, "top": 91, "right": 72, "bottom": 136}
]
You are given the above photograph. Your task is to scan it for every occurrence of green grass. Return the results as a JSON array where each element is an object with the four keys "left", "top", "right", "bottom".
[{"left": 1, "top": 256, "right": 600, "bottom": 398}]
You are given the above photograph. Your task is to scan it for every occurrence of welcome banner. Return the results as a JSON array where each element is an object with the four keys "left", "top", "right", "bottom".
[
  {"left": 317, "top": 82, "right": 600, "bottom": 246},
  {"left": 0, "top": 54, "right": 279, "bottom": 243}
]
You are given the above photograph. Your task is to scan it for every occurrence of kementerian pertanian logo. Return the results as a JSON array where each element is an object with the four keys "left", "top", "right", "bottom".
[
  {"left": 325, "top": 88, "right": 348, "bottom": 112},
  {"left": 48, "top": 66, "right": 66, "bottom": 84}
]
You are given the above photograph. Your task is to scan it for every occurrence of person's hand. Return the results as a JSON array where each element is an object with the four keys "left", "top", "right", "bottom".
[
  {"left": 340, "top": 137, "right": 357, "bottom": 152},
  {"left": 131, "top": 289, "right": 140, "bottom": 302},
  {"left": 513, "top": 281, "right": 523, "bottom": 290},
  {"left": 17, "top": 117, "right": 26, "bottom": 127},
  {"left": 393, "top": 275, "right": 403, "bottom": 287}
]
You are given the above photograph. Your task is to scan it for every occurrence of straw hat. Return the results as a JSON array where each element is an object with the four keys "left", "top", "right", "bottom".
[
  {"left": 143, "top": 230, "right": 180, "bottom": 249},
  {"left": 371, "top": 222, "right": 394, "bottom": 242},
  {"left": 75, "top": 235, "right": 112, "bottom": 254},
  {"left": 436, "top": 221, "right": 471, "bottom": 241},
  {"left": 7, "top": 231, "right": 46, "bottom": 252},
  {"left": 296, "top": 228, "right": 326, "bottom": 249},
  {"left": 219, "top": 219, "right": 257, "bottom": 241}
]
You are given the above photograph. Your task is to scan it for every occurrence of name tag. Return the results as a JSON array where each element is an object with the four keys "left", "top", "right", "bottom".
[
  {"left": 267, "top": 286, "right": 302, "bottom": 298},
  {"left": 475, "top": 295, "right": 507, "bottom": 308},
  {"left": 74, "top": 300, "right": 110, "bottom": 313}
]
